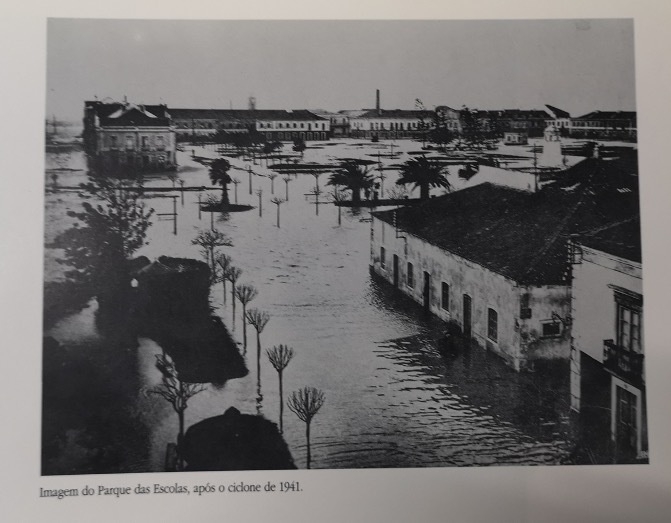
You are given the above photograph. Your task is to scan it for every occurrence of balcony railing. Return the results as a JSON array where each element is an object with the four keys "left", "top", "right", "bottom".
[{"left": 603, "top": 339, "right": 644, "bottom": 385}]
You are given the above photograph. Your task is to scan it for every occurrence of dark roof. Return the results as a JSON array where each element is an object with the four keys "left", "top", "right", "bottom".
[
  {"left": 468, "top": 109, "right": 551, "bottom": 120},
  {"left": 91, "top": 102, "right": 171, "bottom": 127},
  {"left": 576, "top": 217, "right": 641, "bottom": 263},
  {"left": 374, "top": 157, "right": 640, "bottom": 285},
  {"left": 574, "top": 110, "right": 637, "bottom": 121},
  {"left": 170, "top": 108, "right": 327, "bottom": 121},
  {"left": 354, "top": 109, "right": 434, "bottom": 120},
  {"left": 545, "top": 105, "right": 571, "bottom": 118}
]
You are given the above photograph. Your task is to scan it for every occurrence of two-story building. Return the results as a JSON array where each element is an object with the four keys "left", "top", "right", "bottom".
[
  {"left": 569, "top": 217, "right": 646, "bottom": 463},
  {"left": 370, "top": 156, "right": 640, "bottom": 371},
  {"left": 83, "top": 100, "right": 176, "bottom": 171},
  {"left": 254, "top": 110, "right": 330, "bottom": 141},
  {"left": 170, "top": 108, "right": 329, "bottom": 141},
  {"left": 570, "top": 111, "right": 637, "bottom": 140}
]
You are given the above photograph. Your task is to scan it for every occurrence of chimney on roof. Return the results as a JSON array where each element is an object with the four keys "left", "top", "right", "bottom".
[
  {"left": 376, "top": 89, "right": 380, "bottom": 115},
  {"left": 123, "top": 95, "right": 127, "bottom": 104}
]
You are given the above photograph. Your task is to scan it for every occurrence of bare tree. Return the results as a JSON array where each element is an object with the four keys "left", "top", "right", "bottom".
[
  {"left": 311, "top": 171, "right": 322, "bottom": 193},
  {"left": 246, "top": 307, "right": 271, "bottom": 413},
  {"left": 270, "top": 197, "right": 285, "bottom": 227},
  {"left": 149, "top": 353, "right": 206, "bottom": 470},
  {"left": 268, "top": 173, "right": 278, "bottom": 194},
  {"left": 266, "top": 344, "right": 294, "bottom": 432},
  {"left": 246, "top": 308, "right": 270, "bottom": 368},
  {"left": 167, "top": 171, "right": 178, "bottom": 189},
  {"left": 235, "top": 283, "right": 258, "bottom": 349},
  {"left": 328, "top": 188, "right": 347, "bottom": 226},
  {"left": 227, "top": 266, "right": 243, "bottom": 329},
  {"left": 288, "top": 387, "right": 325, "bottom": 469},
  {"left": 191, "top": 229, "right": 232, "bottom": 279},
  {"left": 231, "top": 178, "right": 241, "bottom": 204},
  {"left": 216, "top": 253, "right": 233, "bottom": 304},
  {"left": 283, "top": 176, "right": 292, "bottom": 201}
]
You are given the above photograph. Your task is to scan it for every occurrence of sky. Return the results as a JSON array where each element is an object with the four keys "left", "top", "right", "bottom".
[{"left": 46, "top": 18, "right": 636, "bottom": 124}]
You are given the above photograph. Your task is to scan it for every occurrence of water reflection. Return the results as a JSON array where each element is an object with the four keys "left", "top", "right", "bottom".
[{"left": 44, "top": 141, "right": 574, "bottom": 472}]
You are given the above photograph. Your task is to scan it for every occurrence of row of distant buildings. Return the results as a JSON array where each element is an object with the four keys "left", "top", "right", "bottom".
[
  {"left": 81, "top": 92, "right": 637, "bottom": 170},
  {"left": 369, "top": 154, "right": 644, "bottom": 463}
]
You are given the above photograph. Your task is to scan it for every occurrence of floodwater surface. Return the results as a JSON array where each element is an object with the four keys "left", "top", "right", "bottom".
[{"left": 44, "top": 140, "right": 572, "bottom": 471}]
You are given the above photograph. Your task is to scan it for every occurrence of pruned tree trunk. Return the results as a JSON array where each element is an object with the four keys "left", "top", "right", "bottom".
[
  {"left": 306, "top": 421, "right": 312, "bottom": 469},
  {"left": 278, "top": 371, "right": 284, "bottom": 432}
]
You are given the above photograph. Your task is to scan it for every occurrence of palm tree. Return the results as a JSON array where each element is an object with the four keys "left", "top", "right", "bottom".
[
  {"left": 266, "top": 344, "right": 294, "bottom": 432},
  {"left": 209, "top": 158, "right": 232, "bottom": 205},
  {"left": 396, "top": 156, "right": 450, "bottom": 200},
  {"left": 235, "top": 283, "right": 258, "bottom": 349},
  {"left": 288, "top": 386, "right": 325, "bottom": 469},
  {"left": 327, "top": 161, "right": 374, "bottom": 202}
]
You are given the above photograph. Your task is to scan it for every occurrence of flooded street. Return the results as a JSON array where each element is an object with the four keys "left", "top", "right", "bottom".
[{"left": 45, "top": 140, "right": 573, "bottom": 471}]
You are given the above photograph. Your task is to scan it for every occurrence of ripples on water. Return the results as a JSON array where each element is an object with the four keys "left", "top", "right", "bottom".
[{"left": 45, "top": 143, "right": 572, "bottom": 472}]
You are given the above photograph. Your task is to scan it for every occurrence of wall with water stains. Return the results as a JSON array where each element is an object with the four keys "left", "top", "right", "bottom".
[{"left": 370, "top": 216, "right": 571, "bottom": 370}]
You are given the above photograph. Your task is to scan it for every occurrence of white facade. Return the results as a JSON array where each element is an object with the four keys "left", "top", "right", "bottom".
[
  {"left": 370, "top": 215, "right": 572, "bottom": 370},
  {"left": 570, "top": 241, "right": 646, "bottom": 459}
]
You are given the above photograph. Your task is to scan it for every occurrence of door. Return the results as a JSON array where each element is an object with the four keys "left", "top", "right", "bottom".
[
  {"left": 393, "top": 255, "right": 399, "bottom": 288},
  {"left": 423, "top": 271, "right": 431, "bottom": 313},
  {"left": 615, "top": 385, "right": 638, "bottom": 460},
  {"left": 463, "top": 294, "right": 472, "bottom": 339}
]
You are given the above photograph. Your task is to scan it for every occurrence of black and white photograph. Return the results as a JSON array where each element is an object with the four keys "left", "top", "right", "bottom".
[{"left": 41, "top": 17, "right": 645, "bottom": 476}]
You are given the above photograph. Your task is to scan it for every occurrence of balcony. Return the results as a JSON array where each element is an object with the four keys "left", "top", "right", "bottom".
[{"left": 603, "top": 339, "right": 644, "bottom": 386}]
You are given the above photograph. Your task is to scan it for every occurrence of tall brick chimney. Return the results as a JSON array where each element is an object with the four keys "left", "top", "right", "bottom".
[{"left": 376, "top": 89, "right": 380, "bottom": 115}]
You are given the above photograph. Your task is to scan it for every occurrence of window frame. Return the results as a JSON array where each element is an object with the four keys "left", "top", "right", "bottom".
[{"left": 487, "top": 307, "right": 498, "bottom": 342}]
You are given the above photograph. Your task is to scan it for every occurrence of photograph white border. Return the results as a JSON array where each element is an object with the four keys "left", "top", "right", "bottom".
[{"left": 1, "top": 1, "right": 671, "bottom": 521}]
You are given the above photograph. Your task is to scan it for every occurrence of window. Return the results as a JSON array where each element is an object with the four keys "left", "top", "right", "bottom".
[
  {"left": 300, "top": 123, "right": 304, "bottom": 129},
  {"left": 407, "top": 262, "right": 414, "bottom": 288},
  {"left": 541, "top": 321, "right": 561, "bottom": 338},
  {"left": 141, "top": 136, "right": 149, "bottom": 149},
  {"left": 520, "top": 293, "right": 531, "bottom": 319},
  {"left": 109, "top": 135, "right": 118, "bottom": 148},
  {"left": 380, "top": 247, "right": 386, "bottom": 269},
  {"left": 441, "top": 282, "right": 449, "bottom": 311},
  {"left": 157, "top": 136, "right": 165, "bottom": 150},
  {"left": 125, "top": 136, "right": 134, "bottom": 150},
  {"left": 487, "top": 308, "right": 498, "bottom": 342},
  {"left": 617, "top": 304, "right": 642, "bottom": 352},
  {"left": 612, "top": 287, "right": 643, "bottom": 353}
]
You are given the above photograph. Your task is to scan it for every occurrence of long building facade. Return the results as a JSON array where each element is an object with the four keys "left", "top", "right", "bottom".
[
  {"left": 369, "top": 157, "right": 640, "bottom": 371},
  {"left": 169, "top": 108, "right": 330, "bottom": 141}
]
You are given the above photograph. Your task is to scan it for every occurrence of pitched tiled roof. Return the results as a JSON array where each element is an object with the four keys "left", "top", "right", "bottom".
[
  {"left": 574, "top": 110, "right": 637, "bottom": 121},
  {"left": 373, "top": 157, "right": 640, "bottom": 285},
  {"left": 576, "top": 217, "right": 641, "bottom": 263},
  {"left": 353, "top": 109, "right": 434, "bottom": 120},
  {"left": 95, "top": 103, "right": 171, "bottom": 127}
]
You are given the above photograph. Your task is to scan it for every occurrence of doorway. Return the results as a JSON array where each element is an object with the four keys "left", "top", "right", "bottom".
[
  {"left": 393, "top": 255, "right": 399, "bottom": 288},
  {"left": 423, "top": 271, "right": 431, "bottom": 313},
  {"left": 463, "top": 294, "right": 472, "bottom": 338}
]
